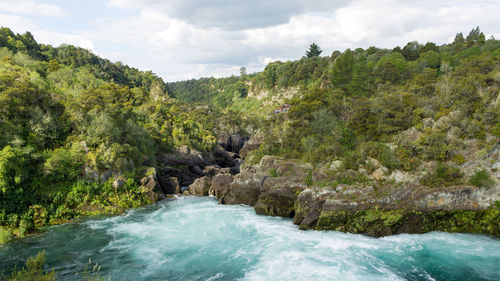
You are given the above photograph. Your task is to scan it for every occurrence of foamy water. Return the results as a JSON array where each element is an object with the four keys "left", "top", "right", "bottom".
[{"left": 1, "top": 197, "right": 499, "bottom": 280}]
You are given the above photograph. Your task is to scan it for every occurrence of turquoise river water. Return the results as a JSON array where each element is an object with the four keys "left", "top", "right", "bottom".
[{"left": 1, "top": 197, "right": 500, "bottom": 280}]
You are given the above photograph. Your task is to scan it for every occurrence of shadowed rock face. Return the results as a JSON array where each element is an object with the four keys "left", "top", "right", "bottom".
[
  {"left": 159, "top": 177, "right": 180, "bottom": 194},
  {"left": 155, "top": 146, "right": 239, "bottom": 193},
  {"left": 218, "top": 133, "right": 250, "bottom": 154}
]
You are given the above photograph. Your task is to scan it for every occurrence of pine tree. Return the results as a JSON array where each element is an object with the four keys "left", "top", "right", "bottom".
[{"left": 306, "top": 43, "right": 322, "bottom": 58}]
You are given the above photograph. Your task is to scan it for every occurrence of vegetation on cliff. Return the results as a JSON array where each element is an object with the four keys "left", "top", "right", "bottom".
[{"left": 170, "top": 27, "right": 499, "bottom": 190}]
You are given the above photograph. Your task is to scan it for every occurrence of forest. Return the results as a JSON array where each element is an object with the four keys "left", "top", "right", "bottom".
[{"left": 0, "top": 27, "right": 218, "bottom": 243}]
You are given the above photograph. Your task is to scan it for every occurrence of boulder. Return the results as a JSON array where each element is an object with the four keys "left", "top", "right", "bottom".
[
  {"left": 188, "top": 176, "right": 212, "bottom": 196},
  {"left": 293, "top": 188, "right": 326, "bottom": 229},
  {"left": 254, "top": 188, "right": 297, "bottom": 218},
  {"left": 329, "top": 160, "right": 343, "bottom": 171},
  {"left": 212, "top": 174, "right": 234, "bottom": 201},
  {"left": 371, "top": 167, "right": 388, "bottom": 180},
  {"left": 140, "top": 178, "right": 164, "bottom": 203},
  {"left": 223, "top": 174, "right": 263, "bottom": 206},
  {"left": 159, "top": 177, "right": 180, "bottom": 194}
]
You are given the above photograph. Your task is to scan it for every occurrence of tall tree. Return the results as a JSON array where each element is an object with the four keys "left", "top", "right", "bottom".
[{"left": 306, "top": 43, "right": 323, "bottom": 58}]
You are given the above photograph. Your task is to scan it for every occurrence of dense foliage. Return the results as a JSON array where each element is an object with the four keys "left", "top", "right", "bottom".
[
  {"left": 170, "top": 27, "right": 499, "bottom": 188},
  {"left": 0, "top": 27, "right": 218, "bottom": 241}
]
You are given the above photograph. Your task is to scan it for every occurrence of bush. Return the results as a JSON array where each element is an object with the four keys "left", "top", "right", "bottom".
[
  {"left": 493, "top": 123, "right": 500, "bottom": 137},
  {"left": 0, "top": 226, "right": 14, "bottom": 244},
  {"left": 7, "top": 251, "right": 56, "bottom": 281},
  {"left": 452, "top": 154, "right": 465, "bottom": 165},
  {"left": 495, "top": 201, "right": 500, "bottom": 209},
  {"left": 469, "top": 169, "right": 494, "bottom": 188},
  {"left": 420, "top": 163, "right": 463, "bottom": 187},
  {"left": 43, "top": 144, "right": 85, "bottom": 182},
  {"left": 19, "top": 210, "right": 35, "bottom": 237}
]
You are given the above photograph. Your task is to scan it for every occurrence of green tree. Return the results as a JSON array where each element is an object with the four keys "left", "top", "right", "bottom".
[
  {"left": 331, "top": 49, "right": 355, "bottom": 89},
  {"left": 306, "top": 43, "right": 322, "bottom": 58}
]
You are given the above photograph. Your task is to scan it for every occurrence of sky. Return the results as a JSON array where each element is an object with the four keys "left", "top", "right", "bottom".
[{"left": 1, "top": 0, "right": 499, "bottom": 82}]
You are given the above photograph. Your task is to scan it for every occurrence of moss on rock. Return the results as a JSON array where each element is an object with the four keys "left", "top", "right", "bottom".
[{"left": 314, "top": 208, "right": 500, "bottom": 237}]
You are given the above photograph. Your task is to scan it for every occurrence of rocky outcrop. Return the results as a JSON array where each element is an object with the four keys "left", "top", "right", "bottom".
[
  {"left": 217, "top": 155, "right": 311, "bottom": 216},
  {"left": 138, "top": 168, "right": 165, "bottom": 203},
  {"left": 156, "top": 146, "right": 240, "bottom": 194},
  {"left": 211, "top": 154, "right": 500, "bottom": 237},
  {"left": 293, "top": 183, "right": 500, "bottom": 237},
  {"left": 159, "top": 177, "right": 180, "bottom": 194},
  {"left": 212, "top": 174, "right": 234, "bottom": 203},
  {"left": 188, "top": 176, "right": 212, "bottom": 196},
  {"left": 239, "top": 132, "right": 264, "bottom": 157},
  {"left": 254, "top": 188, "right": 296, "bottom": 217}
]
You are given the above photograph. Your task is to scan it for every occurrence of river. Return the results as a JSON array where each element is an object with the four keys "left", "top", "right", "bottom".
[{"left": 1, "top": 197, "right": 499, "bottom": 280}]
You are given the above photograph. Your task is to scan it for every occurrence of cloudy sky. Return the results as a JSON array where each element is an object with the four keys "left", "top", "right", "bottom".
[{"left": 1, "top": 0, "right": 499, "bottom": 82}]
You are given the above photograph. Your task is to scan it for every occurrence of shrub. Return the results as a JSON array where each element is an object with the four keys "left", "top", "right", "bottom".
[
  {"left": 420, "top": 163, "right": 463, "bottom": 187},
  {"left": 43, "top": 144, "right": 85, "bottom": 183},
  {"left": 268, "top": 168, "right": 278, "bottom": 177},
  {"left": 7, "top": 251, "right": 56, "bottom": 281},
  {"left": 19, "top": 210, "right": 35, "bottom": 237},
  {"left": 493, "top": 123, "right": 500, "bottom": 137},
  {"left": 452, "top": 154, "right": 466, "bottom": 165},
  {"left": 0, "top": 226, "right": 14, "bottom": 244},
  {"left": 469, "top": 169, "right": 494, "bottom": 188}
]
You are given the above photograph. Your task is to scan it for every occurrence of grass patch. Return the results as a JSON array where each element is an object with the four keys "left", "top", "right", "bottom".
[{"left": 469, "top": 169, "right": 494, "bottom": 188}]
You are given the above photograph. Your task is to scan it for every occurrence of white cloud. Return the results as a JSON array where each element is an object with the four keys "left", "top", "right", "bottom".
[
  {"left": 0, "top": 13, "right": 95, "bottom": 52},
  {"left": 2, "top": 1, "right": 500, "bottom": 82},
  {"left": 0, "top": 0, "right": 66, "bottom": 18},
  {"left": 107, "top": 0, "right": 350, "bottom": 30},
  {"left": 36, "top": 31, "right": 96, "bottom": 52}
]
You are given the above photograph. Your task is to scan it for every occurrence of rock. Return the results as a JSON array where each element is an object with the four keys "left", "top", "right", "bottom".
[
  {"left": 254, "top": 188, "right": 297, "bottom": 218},
  {"left": 203, "top": 165, "right": 231, "bottom": 178},
  {"left": 212, "top": 174, "right": 234, "bottom": 201},
  {"left": 421, "top": 118, "right": 434, "bottom": 129},
  {"left": 371, "top": 167, "right": 388, "bottom": 180},
  {"left": 329, "top": 160, "right": 343, "bottom": 171},
  {"left": 223, "top": 173, "right": 263, "bottom": 206},
  {"left": 140, "top": 178, "right": 163, "bottom": 203},
  {"left": 159, "top": 177, "right": 180, "bottom": 194},
  {"left": 293, "top": 188, "right": 325, "bottom": 229},
  {"left": 312, "top": 166, "right": 332, "bottom": 183},
  {"left": 262, "top": 176, "right": 307, "bottom": 193},
  {"left": 401, "top": 127, "right": 422, "bottom": 143},
  {"left": 188, "top": 176, "right": 212, "bottom": 196},
  {"left": 202, "top": 165, "right": 221, "bottom": 177},
  {"left": 218, "top": 133, "right": 249, "bottom": 153},
  {"left": 240, "top": 132, "right": 264, "bottom": 156},
  {"left": 112, "top": 179, "right": 125, "bottom": 191},
  {"left": 230, "top": 159, "right": 242, "bottom": 175}
]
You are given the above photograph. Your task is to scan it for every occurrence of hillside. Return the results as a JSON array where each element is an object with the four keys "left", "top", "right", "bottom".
[
  {"left": 0, "top": 27, "right": 224, "bottom": 243},
  {"left": 169, "top": 27, "right": 500, "bottom": 235}
]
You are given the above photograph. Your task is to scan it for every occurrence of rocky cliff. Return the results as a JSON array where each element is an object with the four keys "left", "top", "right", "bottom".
[{"left": 206, "top": 155, "right": 500, "bottom": 237}]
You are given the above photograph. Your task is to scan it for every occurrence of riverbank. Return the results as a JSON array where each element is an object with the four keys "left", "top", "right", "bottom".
[{"left": 197, "top": 155, "right": 500, "bottom": 237}]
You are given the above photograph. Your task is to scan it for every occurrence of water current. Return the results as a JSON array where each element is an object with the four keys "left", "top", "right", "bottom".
[{"left": 1, "top": 197, "right": 499, "bottom": 280}]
